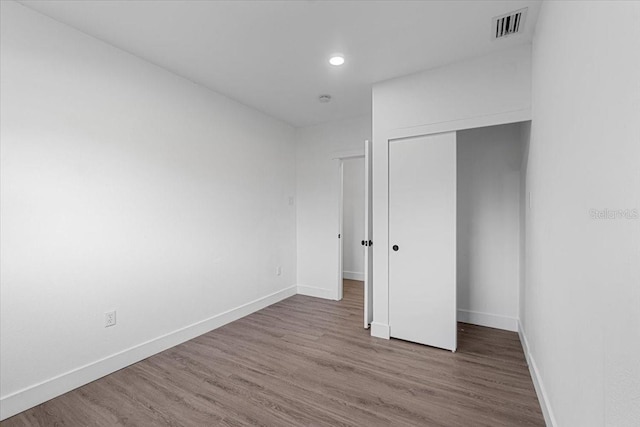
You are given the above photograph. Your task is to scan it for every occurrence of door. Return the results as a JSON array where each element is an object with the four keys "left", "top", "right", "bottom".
[
  {"left": 388, "top": 132, "right": 457, "bottom": 351},
  {"left": 364, "top": 140, "right": 373, "bottom": 328},
  {"left": 337, "top": 161, "right": 344, "bottom": 301}
]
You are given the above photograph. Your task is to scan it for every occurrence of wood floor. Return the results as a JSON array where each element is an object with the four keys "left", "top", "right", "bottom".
[{"left": 2, "top": 280, "right": 544, "bottom": 426}]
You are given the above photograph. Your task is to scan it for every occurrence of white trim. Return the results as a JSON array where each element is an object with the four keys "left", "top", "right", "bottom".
[
  {"left": 0, "top": 285, "right": 297, "bottom": 421},
  {"left": 343, "top": 271, "right": 364, "bottom": 281},
  {"left": 518, "top": 320, "right": 557, "bottom": 427},
  {"left": 296, "top": 285, "right": 336, "bottom": 300},
  {"left": 370, "top": 322, "right": 390, "bottom": 339},
  {"left": 457, "top": 309, "right": 518, "bottom": 332},
  {"left": 331, "top": 148, "right": 365, "bottom": 160},
  {"left": 386, "top": 109, "right": 531, "bottom": 142}
]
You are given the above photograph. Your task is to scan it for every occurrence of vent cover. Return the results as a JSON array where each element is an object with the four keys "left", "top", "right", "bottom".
[{"left": 492, "top": 8, "right": 527, "bottom": 40}]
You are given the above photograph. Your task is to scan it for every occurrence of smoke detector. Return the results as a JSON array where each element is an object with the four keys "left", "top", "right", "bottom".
[
  {"left": 318, "top": 94, "right": 332, "bottom": 103},
  {"left": 492, "top": 8, "right": 527, "bottom": 40}
]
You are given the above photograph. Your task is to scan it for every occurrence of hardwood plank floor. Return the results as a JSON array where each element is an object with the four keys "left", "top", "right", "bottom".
[{"left": 2, "top": 280, "right": 544, "bottom": 426}]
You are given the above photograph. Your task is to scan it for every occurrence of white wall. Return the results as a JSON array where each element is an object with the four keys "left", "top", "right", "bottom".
[
  {"left": 0, "top": 1, "right": 296, "bottom": 419},
  {"left": 522, "top": 2, "right": 640, "bottom": 426},
  {"left": 373, "top": 44, "right": 532, "bottom": 135},
  {"left": 342, "top": 158, "right": 365, "bottom": 281},
  {"left": 295, "top": 116, "right": 371, "bottom": 299},
  {"left": 371, "top": 44, "right": 532, "bottom": 338},
  {"left": 518, "top": 121, "right": 531, "bottom": 329},
  {"left": 457, "top": 123, "right": 524, "bottom": 332}
]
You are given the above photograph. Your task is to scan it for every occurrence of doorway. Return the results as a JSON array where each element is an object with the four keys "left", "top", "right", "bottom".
[
  {"left": 336, "top": 141, "right": 373, "bottom": 329},
  {"left": 341, "top": 156, "right": 366, "bottom": 325},
  {"left": 342, "top": 157, "right": 365, "bottom": 281}
]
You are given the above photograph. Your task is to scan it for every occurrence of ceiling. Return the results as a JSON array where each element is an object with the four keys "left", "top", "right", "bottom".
[{"left": 19, "top": 0, "right": 541, "bottom": 127}]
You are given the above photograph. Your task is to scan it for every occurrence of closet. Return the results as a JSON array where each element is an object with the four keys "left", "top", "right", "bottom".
[{"left": 387, "top": 124, "right": 527, "bottom": 351}]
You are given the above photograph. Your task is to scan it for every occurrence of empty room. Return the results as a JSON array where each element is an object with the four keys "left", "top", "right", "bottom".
[{"left": 1, "top": 1, "right": 638, "bottom": 426}]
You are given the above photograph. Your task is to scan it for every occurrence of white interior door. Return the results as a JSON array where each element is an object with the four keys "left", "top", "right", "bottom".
[
  {"left": 364, "top": 140, "right": 373, "bottom": 328},
  {"left": 388, "top": 132, "right": 457, "bottom": 351},
  {"left": 337, "top": 160, "right": 344, "bottom": 301}
]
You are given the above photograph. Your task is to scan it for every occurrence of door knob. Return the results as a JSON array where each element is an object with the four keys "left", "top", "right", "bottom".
[{"left": 392, "top": 245, "right": 399, "bottom": 251}]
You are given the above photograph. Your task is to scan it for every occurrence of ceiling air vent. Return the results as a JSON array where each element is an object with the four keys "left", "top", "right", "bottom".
[{"left": 492, "top": 8, "right": 527, "bottom": 40}]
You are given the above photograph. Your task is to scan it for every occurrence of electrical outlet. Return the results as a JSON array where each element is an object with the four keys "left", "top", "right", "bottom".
[
  {"left": 276, "top": 266, "right": 282, "bottom": 276},
  {"left": 104, "top": 310, "right": 116, "bottom": 328}
]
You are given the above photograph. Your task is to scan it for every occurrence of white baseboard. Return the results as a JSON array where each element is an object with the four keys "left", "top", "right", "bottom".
[
  {"left": 296, "top": 285, "right": 335, "bottom": 300},
  {"left": 370, "top": 322, "right": 390, "bottom": 339},
  {"left": 343, "top": 271, "right": 364, "bottom": 281},
  {"left": 518, "top": 320, "right": 556, "bottom": 427},
  {"left": 0, "top": 285, "right": 297, "bottom": 421},
  {"left": 457, "top": 309, "right": 518, "bottom": 332}
]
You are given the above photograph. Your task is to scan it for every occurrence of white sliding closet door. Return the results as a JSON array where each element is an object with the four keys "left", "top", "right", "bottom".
[{"left": 388, "top": 132, "right": 457, "bottom": 351}]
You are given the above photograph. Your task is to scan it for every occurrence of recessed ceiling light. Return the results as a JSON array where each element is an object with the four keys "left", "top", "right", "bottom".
[
  {"left": 319, "top": 94, "right": 332, "bottom": 103},
  {"left": 329, "top": 55, "right": 345, "bottom": 66}
]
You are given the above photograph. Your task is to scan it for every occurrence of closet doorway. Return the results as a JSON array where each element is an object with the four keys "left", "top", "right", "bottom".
[{"left": 385, "top": 123, "right": 529, "bottom": 350}]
